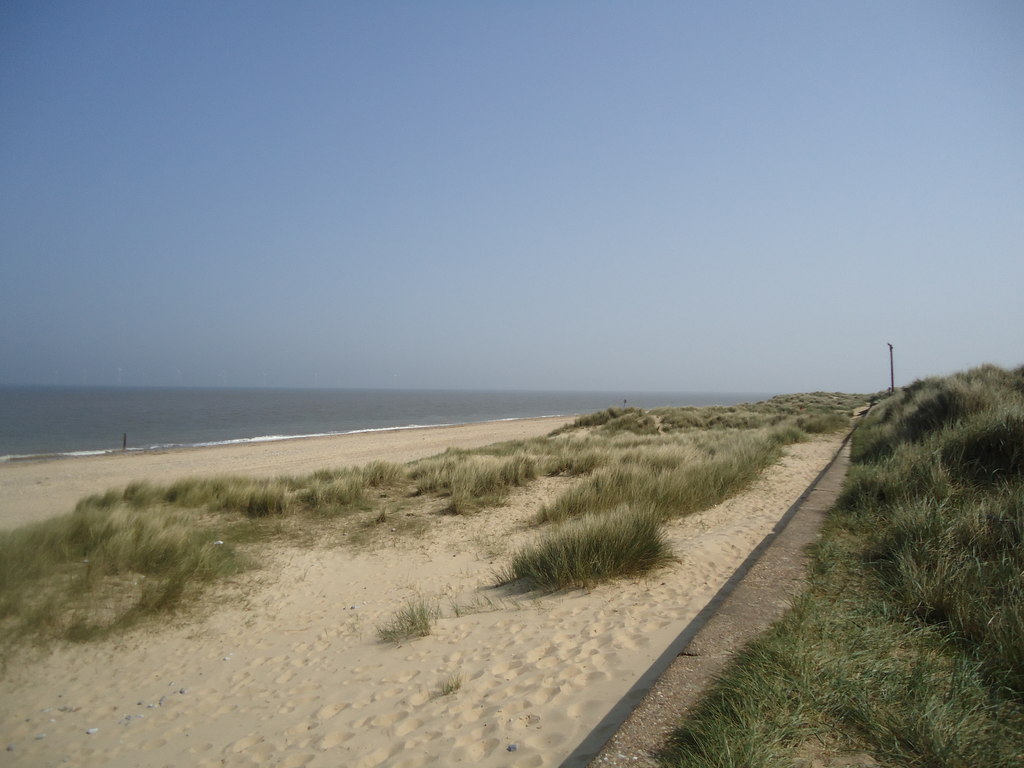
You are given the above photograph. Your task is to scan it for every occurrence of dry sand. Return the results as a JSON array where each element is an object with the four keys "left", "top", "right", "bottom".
[{"left": 0, "top": 420, "right": 846, "bottom": 768}]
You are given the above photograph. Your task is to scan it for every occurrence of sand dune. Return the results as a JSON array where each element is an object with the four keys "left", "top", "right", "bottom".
[
  {"left": 0, "top": 420, "right": 844, "bottom": 767},
  {"left": 0, "top": 417, "right": 573, "bottom": 531}
]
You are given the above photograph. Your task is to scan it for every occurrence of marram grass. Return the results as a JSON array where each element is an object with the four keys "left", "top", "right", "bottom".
[
  {"left": 495, "top": 505, "right": 676, "bottom": 591},
  {"left": 659, "top": 364, "right": 1024, "bottom": 768},
  {"left": 0, "top": 503, "right": 245, "bottom": 650},
  {"left": 1, "top": 389, "right": 865, "bottom": 654},
  {"left": 535, "top": 429, "right": 785, "bottom": 525},
  {"left": 375, "top": 597, "right": 439, "bottom": 644}
]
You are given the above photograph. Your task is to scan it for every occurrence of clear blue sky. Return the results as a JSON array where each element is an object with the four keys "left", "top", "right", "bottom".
[{"left": 2, "top": 1, "right": 1021, "bottom": 394}]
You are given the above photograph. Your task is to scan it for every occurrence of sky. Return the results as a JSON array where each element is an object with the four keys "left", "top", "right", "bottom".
[{"left": 1, "top": 1, "right": 1022, "bottom": 395}]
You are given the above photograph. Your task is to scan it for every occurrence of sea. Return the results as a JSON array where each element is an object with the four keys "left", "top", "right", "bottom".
[{"left": 0, "top": 386, "right": 773, "bottom": 461}]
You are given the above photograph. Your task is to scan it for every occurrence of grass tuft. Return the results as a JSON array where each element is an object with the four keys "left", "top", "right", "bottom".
[
  {"left": 495, "top": 506, "right": 676, "bottom": 591},
  {"left": 437, "top": 672, "right": 463, "bottom": 697},
  {"left": 375, "top": 597, "right": 439, "bottom": 644}
]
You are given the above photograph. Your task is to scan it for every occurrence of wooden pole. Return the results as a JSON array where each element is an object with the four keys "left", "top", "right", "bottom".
[
  {"left": 888, "top": 343, "right": 895, "bottom": 394},
  {"left": 123, "top": 433, "right": 127, "bottom": 451}
]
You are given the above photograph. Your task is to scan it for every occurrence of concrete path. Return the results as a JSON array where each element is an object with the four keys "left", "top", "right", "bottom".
[{"left": 570, "top": 429, "right": 855, "bottom": 767}]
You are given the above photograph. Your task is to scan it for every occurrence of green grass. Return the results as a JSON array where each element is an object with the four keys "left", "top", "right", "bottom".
[
  {"left": 436, "top": 672, "right": 463, "bottom": 697},
  {"left": 0, "top": 503, "right": 247, "bottom": 651},
  {"left": 661, "top": 585, "right": 1023, "bottom": 768},
  {"left": 375, "top": 597, "right": 439, "bottom": 643},
  {"left": 408, "top": 450, "right": 537, "bottom": 513},
  {"left": 535, "top": 429, "right": 788, "bottom": 525},
  {"left": 658, "top": 364, "right": 1024, "bottom": 767},
  {"left": 495, "top": 505, "right": 677, "bottom": 590},
  {"left": 86, "top": 475, "right": 292, "bottom": 517}
]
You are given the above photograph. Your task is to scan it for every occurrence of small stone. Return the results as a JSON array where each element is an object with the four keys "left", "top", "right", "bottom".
[
  {"left": 85, "top": 728, "right": 98, "bottom": 735},
  {"left": 6, "top": 744, "right": 15, "bottom": 752},
  {"left": 35, "top": 734, "right": 46, "bottom": 740},
  {"left": 179, "top": 688, "right": 187, "bottom": 695},
  {"left": 507, "top": 743, "right": 518, "bottom": 752}
]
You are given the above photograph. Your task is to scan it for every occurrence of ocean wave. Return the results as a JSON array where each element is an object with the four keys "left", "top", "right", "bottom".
[{"left": 0, "top": 415, "right": 568, "bottom": 463}]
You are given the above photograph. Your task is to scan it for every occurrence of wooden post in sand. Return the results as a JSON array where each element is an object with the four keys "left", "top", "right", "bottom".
[{"left": 122, "top": 433, "right": 127, "bottom": 451}]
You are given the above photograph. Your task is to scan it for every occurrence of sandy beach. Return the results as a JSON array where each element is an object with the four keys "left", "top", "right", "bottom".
[
  {"left": 0, "top": 417, "right": 574, "bottom": 531},
  {"left": 0, "top": 418, "right": 846, "bottom": 768}
]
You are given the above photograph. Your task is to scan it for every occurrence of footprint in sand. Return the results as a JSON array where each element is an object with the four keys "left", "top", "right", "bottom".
[
  {"left": 353, "top": 745, "right": 402, "bottom": 768},
  {"left": 388, "top": 669, "right": 421, "bottom": 684},
  {"left": 285, "top": 721, "right": 316, "bottom": 737},
  {"left": 351, "top": 663, "right": 384, "bottom": 678},
  {"left": 488, "top": 660, "right": 523, "bottom": 677},
  {"left": 407, "top": 690, "right": 431, "bottom": 706},
  {"left": 370, "top": 710, "right": 405, "bottom": 727},
  {"left": 512, "top": 755, "right": 544, "bottom": 767},
  {"left": 369, "top": 686, "right": 403, "bottom": 703},
  {"left": 525, "top": 644, "right": 561, "bottom": 665},
  {"left": 449, "top": 737, "right": 500, "bottom": 762},
  {"left": 393, "top": 717, "right": 423, "bottom": 737},
  {"left": 457, "top": 706, "right": 484, "bottom": 724},
  {"left": 319, "top": 730, "right": 353, "bottom": 749},
  {"left": 228, "top": 733, "right": 263, "bottom": 753},
  {"left": 611, "top": 632, "right": 639, "bottom": 650},
  {"left": 528, "top": 685, "right": 562, "bottom": 705},
  {"left": 555, "top": 666, "right": 577, "bottom": 683},
  {"left": 498, "top": 698, "right": 530, "bottom": 716},
  {"left": 316, "top": 702, "right": 350, "bottom": 720},
  {"left": 473, "top": 677, "right": 502, "bottom": 694},
  {"left": 570, "top": 669, "right": 609, "bottom": 687},
  {"left": 278, "top": 753, "right": 314, "bottom": 768},
  {"left": 566, "top": 698, "right": 608, "bottom": 720}
]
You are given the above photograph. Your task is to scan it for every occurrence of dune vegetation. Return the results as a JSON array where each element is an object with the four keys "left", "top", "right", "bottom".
[
  {"left": 0, "top": 391, "right": 863, "bottom": 657},
  {"left": 660, "top": 364, "right": 1024, "bottom": 767}
]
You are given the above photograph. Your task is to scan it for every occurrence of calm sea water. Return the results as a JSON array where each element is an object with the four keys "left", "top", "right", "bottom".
[{"left": 0, "top": 387, "right": 771, "bottom": 460}]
